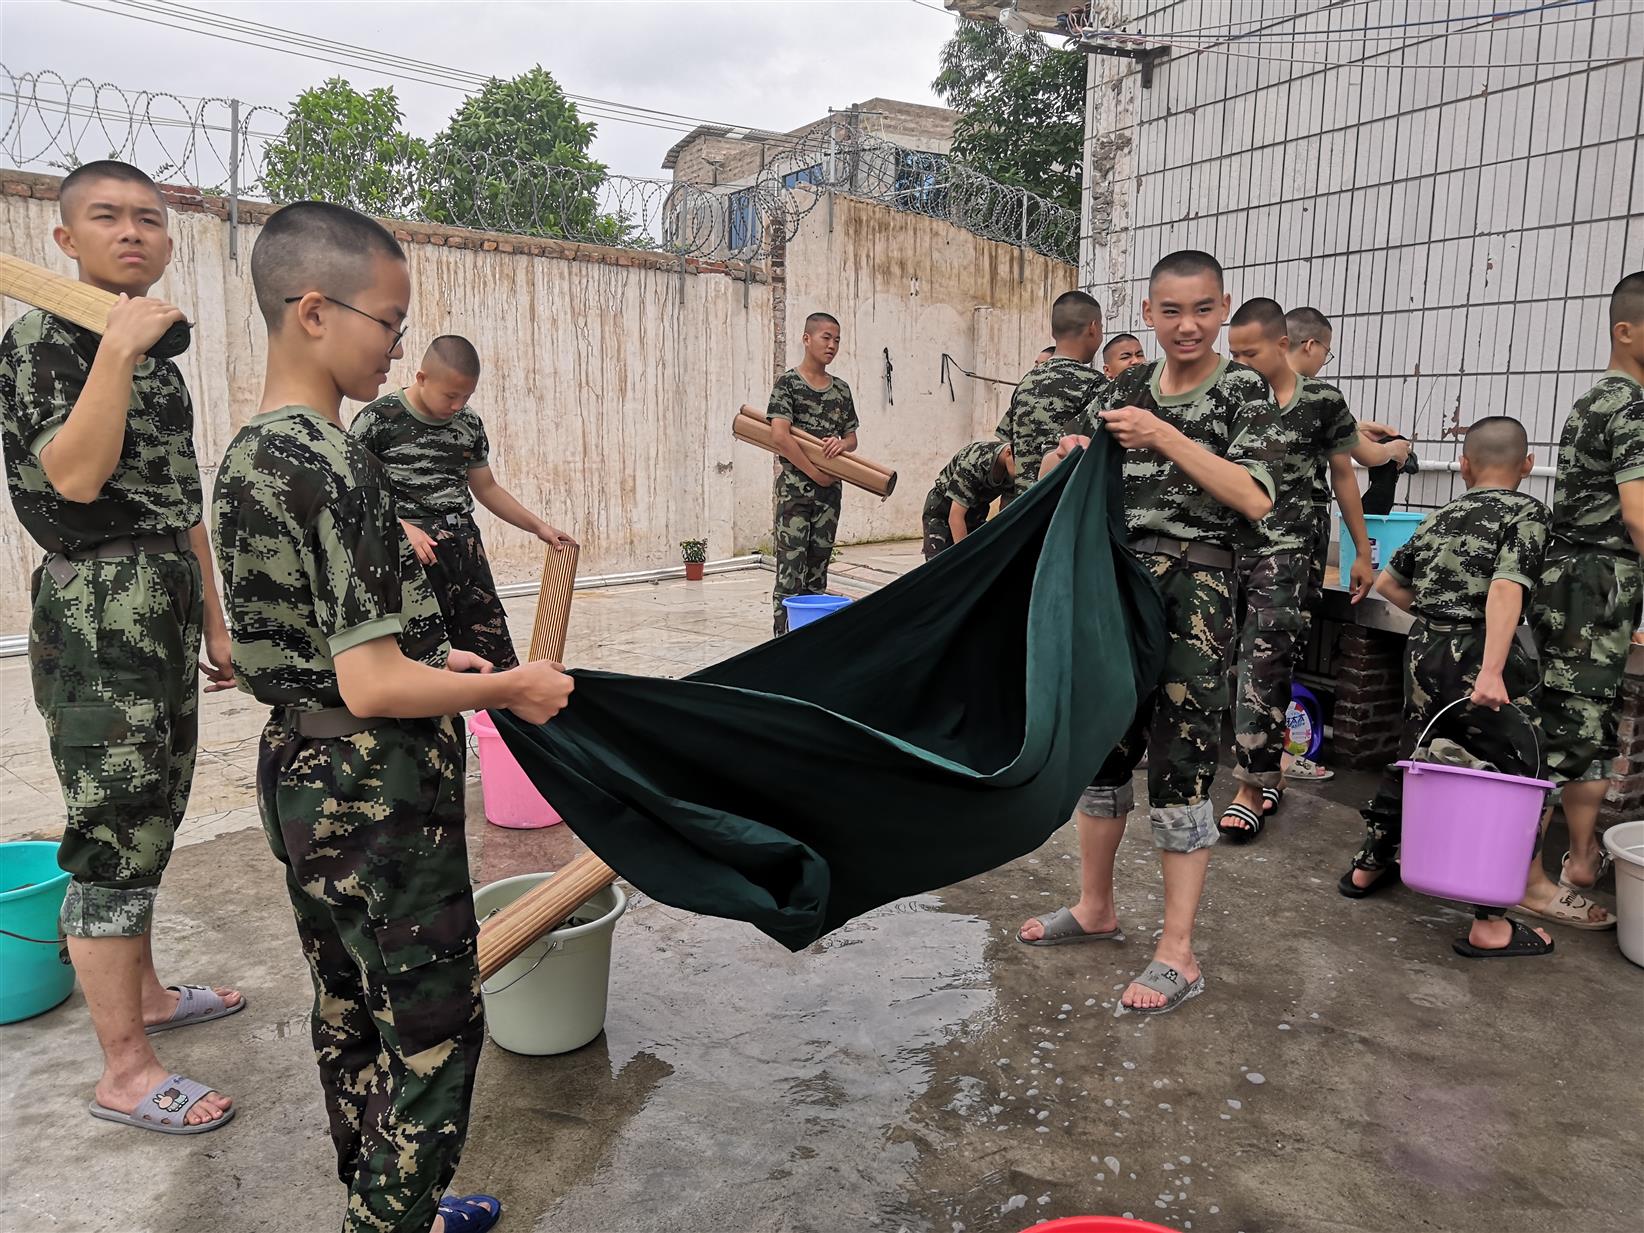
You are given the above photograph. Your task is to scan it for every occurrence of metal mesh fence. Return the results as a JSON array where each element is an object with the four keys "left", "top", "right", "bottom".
[{"left": 1, "top": 65, "right": 1079, "bottom": 265}]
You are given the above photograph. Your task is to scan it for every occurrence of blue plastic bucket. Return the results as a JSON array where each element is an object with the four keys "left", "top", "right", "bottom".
[
  {"left": 0, "top": 841, "right": 74, "bottom": 1024},
  {"left": 1338, "top": 511, "right": 1426, "bottom": 578},
  {"left": 783, "top": 594, "right": 851, "bottom": 630}
]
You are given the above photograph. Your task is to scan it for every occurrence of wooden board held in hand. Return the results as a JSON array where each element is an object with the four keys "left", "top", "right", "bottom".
[{"left": 0, "top": 252, "right": 193, "bottom": 359}]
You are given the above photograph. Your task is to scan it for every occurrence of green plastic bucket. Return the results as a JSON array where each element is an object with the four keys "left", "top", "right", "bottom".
[
  {"left": 474, "top": 871, "right": 627, "bottom": 1055},
  {"left": 0, "top": 841, "right": 74, "bottom": 1024}
]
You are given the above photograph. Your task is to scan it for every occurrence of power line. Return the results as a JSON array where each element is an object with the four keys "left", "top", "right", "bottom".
[{"left": 1153, "top": 9, "right": 1606, "bottom": 45}]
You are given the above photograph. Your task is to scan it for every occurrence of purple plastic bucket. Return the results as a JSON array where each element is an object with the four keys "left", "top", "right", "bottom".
[{"left": 1398, "top": 759, "right": 1550, "bottom": 906}]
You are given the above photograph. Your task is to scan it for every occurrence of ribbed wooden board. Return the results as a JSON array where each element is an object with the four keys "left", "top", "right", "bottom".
[
  {"left": 0, "top": 252, "right": 192, "bottom": 358},
  {"left": 527, "top": 542, "right": 579, "bottom": 664}
]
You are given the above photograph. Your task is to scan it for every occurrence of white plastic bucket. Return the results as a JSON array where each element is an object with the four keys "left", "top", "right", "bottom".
[
  {"left": 474, "top": 872, "right": 627, "bottom": 1054},
  {"left": 1602, "top": 820, "right": 1644, "bottom": 968}
]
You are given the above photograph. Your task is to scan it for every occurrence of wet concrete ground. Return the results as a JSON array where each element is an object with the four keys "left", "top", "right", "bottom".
[{"left": 2, "top": 545, "right": 1638, "bottom": 1232}]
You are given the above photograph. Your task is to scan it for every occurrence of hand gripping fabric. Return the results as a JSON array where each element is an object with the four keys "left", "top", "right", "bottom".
[{"left": 492, "top": 436, "right": 1166, "bottom": 951}]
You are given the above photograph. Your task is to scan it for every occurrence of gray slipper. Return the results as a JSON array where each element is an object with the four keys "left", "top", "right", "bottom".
[
  {"left": 1121, "top": 960, "right": 1205, "bottom": 1015},
  {"left": 89, "top": 1074, "right": 234, "bottom": 1135},
  {"left": 1018, "top": 906, "right": 1126, "bottom": 947},
  {"left": 145, "top": 984, "right": 246, "bottom": 1034}
]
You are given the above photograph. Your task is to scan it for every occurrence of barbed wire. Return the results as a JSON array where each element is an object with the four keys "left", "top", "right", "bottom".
[{"left": 0, "top": 66, "right": 1078, "bottom": 265}]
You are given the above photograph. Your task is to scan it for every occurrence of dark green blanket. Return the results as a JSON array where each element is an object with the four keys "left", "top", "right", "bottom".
[{"left": 493, "top": 439, "right": 1166, "bottom": 951}]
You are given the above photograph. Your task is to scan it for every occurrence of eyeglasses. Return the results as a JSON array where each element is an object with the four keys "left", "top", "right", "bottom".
[
  {"left": 1310, "top": 340, "right": 1335, "bottom": 366},
  {"left": 284, "top": 294, "right": 408, "bottom": 354}
]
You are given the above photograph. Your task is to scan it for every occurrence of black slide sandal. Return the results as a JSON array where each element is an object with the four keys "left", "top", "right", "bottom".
[
  {"left": 1338, "top": 865, "right": 1397, "bottom": 898},
  {"left": 1452, "top": 918, "right": 1555, "bottom": 959},
  {"left": 1218, "top": 802, "right": 1264, "bottom": 843}
]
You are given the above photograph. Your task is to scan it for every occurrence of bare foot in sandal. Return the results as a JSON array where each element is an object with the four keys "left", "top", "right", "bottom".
[
  {"left": 1517, "top": 883, "right": 1613, "bottom": 929},
  {"left": 95, "top": 1061, "right": 231, "bottom": 1127},
  {"left": 1018, "top": 899, "right": 1118, "bottom": 943},
  {"left": 1122, "top": 942, "right": 1201, "bottom": 1011}
]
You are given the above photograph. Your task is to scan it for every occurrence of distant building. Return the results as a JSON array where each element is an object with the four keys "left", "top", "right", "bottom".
[{"left": 660, "top": 98, "right": 956, "bottom": 255}]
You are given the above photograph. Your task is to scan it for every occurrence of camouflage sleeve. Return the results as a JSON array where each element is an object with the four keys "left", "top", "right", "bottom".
[
  {"left": 1494, "top": 502, "right": 1548, "bottom": 590},
  {"left": 1318, "top": 386, "right": 1360, "bottom": 456},
  {"left": 0, "top": 316, "right": 90, "bottom": 455},
  {"left": 994, "top": 394, "right": 1016, "bottom": 442},
  {"left": 469, "top": 415, "right": 491, "bottom": 469},
  {"left": 944, "top": 451, "right": 982, "bottom": 509},
  {"left": 1223, "top": 370, "right": 1283, "bottom": 502},
  {"left": 1385, "top": 536, "right": 1417, "bottom": 587},
  {"left": 303, "top": 486, "right": 407, "bottom": 655},
  {"left": 347, "top": 405, "right": 386, "bottom": 452},
  {"left": 767, "top": 373, "right": 795, "bottom": 421},
  {"left": 838, "top": 379, "right": 859, "bottom": 435},
  {"left": 1608, "top": 388, "right": 1644, "bottom": 485}
]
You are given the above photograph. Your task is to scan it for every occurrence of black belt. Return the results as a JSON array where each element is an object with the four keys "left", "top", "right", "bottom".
[
  {"left": 1414, "top": 616, "right": 1484, "bottom": 633},
  {"left": 45, "top": 530, "right": 191, "bottom": 585},
  {"left": 410, "top": 512, "right": 474, "bottom": 533},
  {"left": 291, "top": 707, "right": 393, "bottom": 739},
  {"left": 1130, "top": 534, "right": 1235, "bottom": 570}
]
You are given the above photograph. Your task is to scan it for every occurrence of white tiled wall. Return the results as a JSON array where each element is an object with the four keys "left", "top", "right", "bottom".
[{"left": 1082, "top": 0, "right": 1644, "bottom": 510}]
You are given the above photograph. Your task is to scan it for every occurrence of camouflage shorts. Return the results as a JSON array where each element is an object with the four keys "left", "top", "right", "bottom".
[
  {"left": 1532, "top": 549, "right": 1640, "bottom": 784},
  {"left": 30, "top": 550, "right": 202, "bottom": 938},
  {"left": 772, "top": 472, "right": 842, "bottom": 635},
  {"left": 422, "top": 518, "right": 518, "bottom": 670},
  {"left": 1083, "top": 551, "right": 1236, "bottom": 852},
  {"left": 1233, "top": 550, "right": 1310, "bottom": 787},
  {"left": 258, "top": 711, "right": 482, "bottom": 1233}
]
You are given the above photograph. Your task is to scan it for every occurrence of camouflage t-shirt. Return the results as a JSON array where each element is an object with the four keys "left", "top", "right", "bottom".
[
  {"left": 1385, "top": 487, "right": 1549, "bottom": 622},
  {"left": 1248, "top": 376, "right": 1360, "bottom": 555},
  {"left": 1092, "top": 357, "right": 1282, "bottom": 546},
  {"left": 767, "top": 369, "right": 858, "bottom": 490},
  {"left": 1545, "top": 372, "right": 1644, "bottom": 554},
  {"left": 213, "top": 405, "right": 450, "bottom": 710},
  {"left": 349, "top": 389, "right": 489, "bottom": 521},
  {"left": 0, "top": 309, "right": 201, "bottom": 553},
  {"left": 926, "top": 439, "right": 1013, "bottom": 534},
  {"left": 995, "top": 357, "right": 1107, "bottom": 500}
]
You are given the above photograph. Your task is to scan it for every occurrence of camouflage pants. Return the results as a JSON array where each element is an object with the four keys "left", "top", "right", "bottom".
[
  {"left": 1233, "top": 550, "right": 1309, "bottom": 787},
  {"left": 772, "top": 474, "right": 842, "bottom": 635},
  {"left": 1295, "top": 504, "right": 1331, "bottom": 675},
  {"left": 1532, "top": 549, "right": 1641, "bottom": 785},
  {"left": 1082, "top": 551, "right": 1235, "bottom": 852},
  {"left": 421, "top": 518, "right": 519, "bottom": 670},
  {"left": 30, "top": 550, "right": 201, "bottom": 938},
  {"left": 257, "top": 713, "right": 483, "bottom": 1233},
  {"left": 1354, "top": 621, "right": 1538, "bottom": 871}
]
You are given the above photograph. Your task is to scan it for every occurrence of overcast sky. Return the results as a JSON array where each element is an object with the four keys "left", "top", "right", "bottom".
[{"left": 2, "top": 0, "right": 959, "bottom": 180}]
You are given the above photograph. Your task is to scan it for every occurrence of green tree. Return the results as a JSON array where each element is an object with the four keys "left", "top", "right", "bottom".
[
  {"left": 423, "top": 66, "right": 630, "bottom": 241},
  {"left": 932, "top": 21, "right": 1085, "bottom": 213},
  {"left": 261, "top": 78, "right": 428, "bottom": 215}
]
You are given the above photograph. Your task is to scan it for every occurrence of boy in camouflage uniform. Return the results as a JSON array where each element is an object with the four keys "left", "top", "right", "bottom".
[
  {"left": 351, "top": 335, "right": 576, "bottom": 671},
  {"left": 0, "top": 161, "right": 240, "bottom": 1133},
  {"left": 1019, "top": 252, "right": 1282, "bottom": 1015},
  {"left": 1283, "top": 306, "right": 1414, "bottom": 784},
  {"left": 1339, "top": 418, "right": 1556, "bottom": 958},
  {"left": 217, "top": 202, "right": 573, "bottom": 1231},
  {"left": 1517, "top": 272, "right": 1644, "bottom": 932},
  {"left": 921, "top": 439, "right": 1017, "bottom": 559},
  {"left": 767, "top": 311, "right": 859, "bottom": 635},
  {"left": 1218, "top": 299, "right": 1370, "bottom": 841},
  {"left": 994, "top": 290, "right": 1107, "bottom": 506}
]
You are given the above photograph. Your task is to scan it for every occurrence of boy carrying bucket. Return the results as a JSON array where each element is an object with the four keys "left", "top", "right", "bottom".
[{"left": 1338, "top": 416, "right": 1555, "bottom": 959}]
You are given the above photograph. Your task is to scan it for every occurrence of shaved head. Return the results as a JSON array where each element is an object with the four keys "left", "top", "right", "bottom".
[
  {"left": 1230, "top": 298, "right": 1286, "bottom": 337},
  {"left": 251, "top": 201, "right": 405, "bottom": 329},
  {"left": 1149, "top": 250, "right": 1223, "bottom": 291},
  {"left": 1463, "top": 415, "right": 1529, "bottom": 471},
  {"left": 1285, "top": 306, "right": 1332, "bottom": 346},
  {"left": 59, "top": 159, "right": 164, "bottom": 222},
  {"left": 1612, "top": 271, "right": 1644, "bottom": 329},
  {"left": 1051, "top": 290, "right": 1102, "bottom": 340},
  {"left": 425, "top": 335, "right": 480, "bottom": 380}
]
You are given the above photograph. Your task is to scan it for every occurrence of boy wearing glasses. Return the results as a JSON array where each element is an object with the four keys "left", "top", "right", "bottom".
[
  {"left": 351, "top": 335, "right": 574, "bottom": 669},
  {"left": 215, "top": 201, "right": 574, "bottom": 1230},
  {"left": 0, "top": 160, "right": 240, "bottom": 1133}
]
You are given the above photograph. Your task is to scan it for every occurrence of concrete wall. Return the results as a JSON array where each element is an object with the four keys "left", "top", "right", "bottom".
[
  {"left": 0, "top": 175, "right": 1073, "bottom": 633},
  {"left": 778, "top": 192, "right": 1077, "bottom": 545},
  {"left": 1082, "top": 0, "right": 1644, "bottom": 513}
]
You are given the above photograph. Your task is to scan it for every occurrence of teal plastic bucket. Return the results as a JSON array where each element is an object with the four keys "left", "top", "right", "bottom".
[
  {"left": 1338, "top": 511, "right": 1425, "bottom": 577},
  {"left": 0, "top": 841, "right": 74, "bottom": 1024},
  {"left": 783, "top": 594, "right": 851, "bottom": 630}
]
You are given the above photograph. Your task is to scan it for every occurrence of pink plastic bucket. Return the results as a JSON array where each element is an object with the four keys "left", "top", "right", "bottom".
[
  {"left": 1399, "top": 762, "right": 1550, "bottom": 907},
  {"left": 469, "top": 710, "right": 561, "bottom": 829}
]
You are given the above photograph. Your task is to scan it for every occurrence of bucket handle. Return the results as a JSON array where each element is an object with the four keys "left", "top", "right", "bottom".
[
  {"left": 1413, "top": 696, "right": 1541, "bottom": 778},
  {"left": 479, "top": 937, "right": 564, "bottom": 997}
]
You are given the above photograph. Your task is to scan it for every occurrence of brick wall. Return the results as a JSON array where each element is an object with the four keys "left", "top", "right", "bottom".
[
  {"left": 1601, "top": 672, "right": 1644, "bottom": 826},
  {"left": 1330, "top": 625, "right": 1406, "bottom": 770}
]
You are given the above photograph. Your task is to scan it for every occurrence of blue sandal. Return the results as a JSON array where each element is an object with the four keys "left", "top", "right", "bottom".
[{"left": 438, "top": 1194, "right": 502, "bottom": 1233}]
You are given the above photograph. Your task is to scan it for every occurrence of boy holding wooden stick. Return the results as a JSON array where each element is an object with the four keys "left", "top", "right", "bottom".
[
  {"left": 214, "top": 201, "right": 572, "bottom": 1232},
  {"left": 767, "top": 311, "right": 859, "bottom": 635}
]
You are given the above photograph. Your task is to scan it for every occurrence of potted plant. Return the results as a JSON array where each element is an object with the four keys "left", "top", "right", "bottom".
[{"left": 680, "top": 538, "right": 708, "bottom": 581}]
